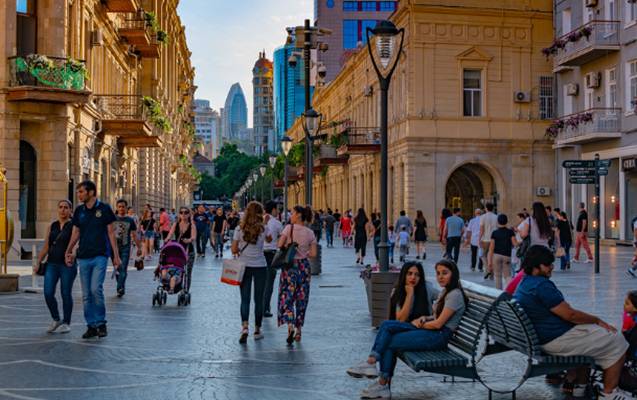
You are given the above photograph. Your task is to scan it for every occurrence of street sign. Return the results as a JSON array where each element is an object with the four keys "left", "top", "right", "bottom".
[
  {"left": 562, "top": 159, "right": 612, "bottom": 168},
  {"left": 569, "top": 177, "right": 595, "bottom": 184},
  {"left": 597, "top": 168, "right": 608, "bottom": 176},
  {"left": 597, "top": 159, "right": 611, "bottom": 168},
  {"left": 568, "top": 169, "right": 596, "bottom": 177}
]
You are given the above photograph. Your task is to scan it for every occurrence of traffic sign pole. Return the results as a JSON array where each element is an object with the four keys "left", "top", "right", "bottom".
[{"left": 594, "top": 154, "right": 600, "bottom": 274}]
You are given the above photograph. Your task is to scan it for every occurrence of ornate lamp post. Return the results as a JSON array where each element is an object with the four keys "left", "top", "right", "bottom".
[
  {"left": 302, "top": 108, "right": 322, "bottom": 205},
  {"left": 281, "top": 136, "right": 293, "bottom": 223},
  {"left": 269, "top": 155, "right": 277, "bottom": 201},
  {"left": 366, "top": 20, "right": 404, "bottom": 272},
  {"left": 259, "top": 164, "right": 267, "bottom": 202}
]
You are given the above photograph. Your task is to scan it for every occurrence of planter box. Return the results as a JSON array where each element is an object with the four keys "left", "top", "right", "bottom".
[
  {"left": 0, "top": 274, "right": 19, "bottom": 293},
  {"left": 363, "top": 271, "right": 400, "bottom": 327}
]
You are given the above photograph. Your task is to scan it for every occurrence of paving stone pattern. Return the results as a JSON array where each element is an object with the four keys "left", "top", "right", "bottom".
[{"left": 0, "top": 241, "right": 635, "bottom": 400}]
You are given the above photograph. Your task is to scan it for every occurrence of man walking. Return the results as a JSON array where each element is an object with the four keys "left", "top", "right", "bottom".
[
  {"left": 263, "top": 201, "right": 283, "bottom": 318},
  {"left": 627, "top": 215, "right": 637, "bottom": 276},
  {"left": 574, "top": 202, "right": 593, "bottom": 263},
  {"left": 65, "top": 181, "right": 120, "bottom": 339},
  {"left": 324, "top": 210, "right": 336, "bottom": 248},
  {"left": 211, "top": 207, "right": 227, "bottom": 258},
  {"left": 465, "top": 208, "right": 483, "bottom": 271},
  {"left": 443, "top": 208, "right": 465, "bottom": 263},
  {"left": 112, "top": 199, "right": 142, "bottom": 297},
  {"left": 159, "top": 208, "right": 171, "bottom": 244},
  {"left": 394, "top": 210, "right": 412, "bottom": 235},
  {"left": 193, "top": 205, "right": 210, "bottom": 257},
  {"left": 479, "top": 202, "right": 498, "bottom": 278}
]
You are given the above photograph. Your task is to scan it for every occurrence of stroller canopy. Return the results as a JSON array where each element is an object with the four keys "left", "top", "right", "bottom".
[{"left": 160, "top": 241, "right": 188, "bottom": 268}]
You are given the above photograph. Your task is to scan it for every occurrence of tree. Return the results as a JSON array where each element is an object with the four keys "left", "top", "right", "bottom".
[{"left": 198, "top": 144, "right": 261, "bottom": 199}]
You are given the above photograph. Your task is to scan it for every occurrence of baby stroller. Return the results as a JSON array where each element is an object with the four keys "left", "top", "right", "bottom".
[{"left": 152, "top": 241, "right": 191, "bottom": 307}]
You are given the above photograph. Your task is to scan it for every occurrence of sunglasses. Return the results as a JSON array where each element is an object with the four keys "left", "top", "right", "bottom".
[{"left": 180, "top": 211, "right": 190, "bottom": 215}]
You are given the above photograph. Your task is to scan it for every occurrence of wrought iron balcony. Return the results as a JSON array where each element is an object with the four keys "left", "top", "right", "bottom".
[
  {"left": 315, "top": 144, "right": 349, "bottom": 167},
  {"left": 336, "top": 127, "right": 381, "bottom": 156},
  {"left": 93, "top": 95, "right": 161, "bottom": 147},
  {"left": 119, "top": 18, "right": 151, "bottom": 46},
  {"left": 6, "top": 55, "right": 90, "bottom": 103},
  {"left": 103, "top": 0, "right": 139, "bottom": 12},
  {"left": 553, "top": 108, "right": 622, "bottom": 146},
  {"left": 554, "top": 21, "right": 620, "bottom": 67}
]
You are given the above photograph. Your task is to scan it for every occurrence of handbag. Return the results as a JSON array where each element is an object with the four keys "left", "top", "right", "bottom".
[
  {"left": 516, "top": 218, "right": 532, "bottom": 260},
  {"left": 37, "top": 222, "right": 68, "bottom": 276},
  {"left": 555, "top": 247, "right": 566, "bottom": 257},
  {"left": 271, "top": 225, "right": 298, "bottom": 270},
  {"left": 220, "top": 242, "right": 250, "bottom": 286},
  {"left": 134, "top": 257, "right": 144, "bottom": 271}
]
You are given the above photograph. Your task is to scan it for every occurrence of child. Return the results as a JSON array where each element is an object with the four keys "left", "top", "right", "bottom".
[
  {"left": 623, "top": 290, "right": 637, "bottom": 360},
  {"left": 388, "top": 225, "right": 396, "bottom": 264},
  {"left": 398, "top": 226, "right": 410, "bottom": 262}
]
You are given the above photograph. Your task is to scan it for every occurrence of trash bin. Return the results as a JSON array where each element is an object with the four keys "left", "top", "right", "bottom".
[{"left": 310, "top": 244, "right": 322, "bottom": 275}]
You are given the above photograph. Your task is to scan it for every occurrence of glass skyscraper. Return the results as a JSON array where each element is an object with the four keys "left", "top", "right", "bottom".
[{"left": 223, "top": 83, "right": 248, "bottom": 141}]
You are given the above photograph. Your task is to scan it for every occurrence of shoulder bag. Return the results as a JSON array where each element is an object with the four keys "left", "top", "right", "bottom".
[
  {"left": 37, "top": 222, "right": 67, "bottom": 276},
  {"left": 220, "top": 242, "right": 250, "bottom": 286},
  {"left": 271, "top": 224, "right": 298, "bottom": 270},
  {"left": 515, "top": 218, "right": 532, "bottom": 260}
]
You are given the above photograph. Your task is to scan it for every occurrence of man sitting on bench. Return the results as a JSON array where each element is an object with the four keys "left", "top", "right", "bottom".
[{"left": 514, "top": 245, "right": 629, "bottom": 400}]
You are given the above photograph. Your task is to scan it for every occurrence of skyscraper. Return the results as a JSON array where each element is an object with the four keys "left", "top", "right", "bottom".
[
  {"left": 314, "top": 0, "right": 398, "bottom": 82},
  {"left": 273, "top": 43, "right": 313, "bottom": 143},
  {"left": 222, "top": 83, "right": 248, "bottom": 141},
  {"left": 193, "top": 99, "right": 222, "bottom": 159},
  {"left": 252, "top": 51, "right": 274, "bottom": 156}
]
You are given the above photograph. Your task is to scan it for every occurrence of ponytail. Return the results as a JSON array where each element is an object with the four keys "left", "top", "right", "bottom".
[{"left": 293, "top": 205, "right": 313, "bottom": 223}]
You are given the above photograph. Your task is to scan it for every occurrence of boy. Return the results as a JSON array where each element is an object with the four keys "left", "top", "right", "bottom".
[
  {"left": 388, "top": 225, "right": 396, "bottom": 264},
  {"left": 398, "top": 226, "right": 410, "bottom": 262}
]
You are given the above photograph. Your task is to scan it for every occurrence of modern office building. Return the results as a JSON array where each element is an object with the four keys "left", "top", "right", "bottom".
[
  {"left": 252, "top": 51, "right": 275, "bottom": 155},
  {"left": 549, "top": 0, "right": 637, "bottom": 243},
  {"left": 314, "top": 0, "right": 398, "bottom": 82},
  {"left": 194, "top": 99, "right": 222, "bottom": 159},
  {"left": 273, "top": 44, "right": 313, "bottom": 145},
  {"left": 222, "top": 83, "right": 248, "bottom": 141}
]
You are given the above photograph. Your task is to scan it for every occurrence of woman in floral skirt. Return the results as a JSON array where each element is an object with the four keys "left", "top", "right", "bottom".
[{"left": 277, "top": 205, "right": 318, "bottom": 345}]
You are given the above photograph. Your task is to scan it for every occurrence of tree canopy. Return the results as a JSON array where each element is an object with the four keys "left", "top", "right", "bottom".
[{"left": 199, "top": 144, "right": 262, "bottom": 199}]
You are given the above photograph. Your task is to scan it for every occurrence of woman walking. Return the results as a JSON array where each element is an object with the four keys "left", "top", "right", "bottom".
[
  {"left": 556, "top": 211, "right": 574, "bottom": 270},
  {"left": 518, "top": 201, "right": 555, "bottom": 249},
  {"left": 371, "top": 213, "right": 382, "bottom": 262},
  {"left": 36, "top": 200, "right": 77, "bottom": 334},
  {"left": 277, "top": 205, "right": 318, "bottom": 345},
  {"left": 140, "top": 209, "right": 156, "bottom": 261},
  {"left": 414, "top": 210, "right": 428, "bottom": 260},
  {"left": 232, "top": 201, "right": 268, "bottom": 344},
  {"left": 439, "top": 208, "right": 452, "bottom": 258},
  {"left": 354, "top": 208, "right": 370, "bottom": 265},
  {"left": 340, "top": 212, "right": 353, "bottom": 247},
  {"left": 310, "top": 211, "right": 323, "bottom": 242},
  {"left": 167, "top": 207, "right": 196, "bottom": 291}
]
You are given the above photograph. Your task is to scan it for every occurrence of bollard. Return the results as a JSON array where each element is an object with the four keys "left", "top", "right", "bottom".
[{"left": 310, "top": 243, "right": 322, "bottom": 275}]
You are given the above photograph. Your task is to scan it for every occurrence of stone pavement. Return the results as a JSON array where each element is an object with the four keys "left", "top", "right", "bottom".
[{"left": 0, "top": 240, "right": 635, "bottom": 400}]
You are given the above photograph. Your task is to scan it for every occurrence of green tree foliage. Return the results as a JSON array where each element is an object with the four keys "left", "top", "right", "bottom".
[{"left": 199, "top": 144, "right": 262, "bottom": 199}]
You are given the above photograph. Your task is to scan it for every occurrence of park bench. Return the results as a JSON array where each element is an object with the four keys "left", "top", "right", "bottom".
[{"left": 398, "top": 280, "right": 595, "bottom": 399}]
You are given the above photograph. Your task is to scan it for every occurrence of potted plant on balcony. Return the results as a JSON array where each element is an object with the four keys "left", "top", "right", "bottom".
[
  {"left": 142, "top": 96, "right": 173, "bottom": 133},
  {"left": 143, "top": 11, "right": 159, "bottom": 31},
  {"left": 156, "top": 29, "right": 169, "bottom": 44}
]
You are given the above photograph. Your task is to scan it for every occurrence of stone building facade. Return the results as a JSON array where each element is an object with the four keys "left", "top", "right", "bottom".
[
  {"left": 252, "top": 51, "right": 274, "bottom": 155},
  {"left": 286, "top": 0, "right": 556, "bottom": 229},
  {"left": 0, "top": 0, "right": 196, "bottom": 252}
]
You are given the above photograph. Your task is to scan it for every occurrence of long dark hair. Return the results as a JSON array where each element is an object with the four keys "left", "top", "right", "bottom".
[
  {"left": 434, "top": 259, "right": 468, "bottom": 317},
  {"left": 293, "top": 205, "right": 312, "bottom": 223},
  {"left": 531, "top": 201, "right": 552, "bottom": 239},
  {"left": 355, "top": 208, "right": 368, "bottom": 225},
  {"left": 239, "top": 201, "right": 265, "bottom": 244},
  {"left": 416, "top": 210, "right": 426, "bottom": 225},
  {"left": 390, "top": 262, "right": 431, "bottom": 320},
  {"left": 441, "top": 208, "right": 452, "bottom": 219}
]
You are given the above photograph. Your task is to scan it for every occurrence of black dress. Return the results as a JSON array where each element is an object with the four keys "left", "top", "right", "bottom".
[
  {"left": 354, "top": 217, "right": 368, "bottom": 256},
  {"left": 414, "top": 218, "right": 427, "bottom": 242}
]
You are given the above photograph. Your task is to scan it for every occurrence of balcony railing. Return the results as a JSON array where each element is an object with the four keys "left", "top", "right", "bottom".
[
  {"left": 554, "top": 108, "right": 622, "bottom": 145},
  {"left": 336, "top": 127, "right": 381, "bottom": 156},
  {"left": 103, "top": 0, "right": 139, "bottom": 12},
  {"left": 315, "top": 144, "right": 349, "bottom": 167},
  {"left": 93, "top": 95, "right": 160, "bottom": 147},
  {"left": 7, "top": 55, "right": 90, "bottom": 102},
  {"left": 119, "top": 19, "right": 151, "bottom": 46},
  {"left": 554, "top": 20, "right": 620, "bottom": 67},
  {"left": 94, "top": 94, "right": 147, "bottom": 120}
]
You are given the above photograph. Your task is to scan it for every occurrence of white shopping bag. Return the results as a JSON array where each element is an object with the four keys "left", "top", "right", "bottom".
[{"left": 220, "top": 258, "right": 246, "bottom": 286}]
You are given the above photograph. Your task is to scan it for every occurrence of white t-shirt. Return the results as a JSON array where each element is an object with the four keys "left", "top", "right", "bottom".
[
  {"left": 233, "top": 227, "right": 267, "bottom": 267},
  {"left": 479, "top": 212, "right": 498, "bottom": 243},
  {"left": 467, "top": 216, "right": 481, "bottom": 247},
  {"left": 398, "top": 231, "right": 410, "bottom": 246},
  {"left": 264, "top": 215, "right": 283, "bottom": 251}
]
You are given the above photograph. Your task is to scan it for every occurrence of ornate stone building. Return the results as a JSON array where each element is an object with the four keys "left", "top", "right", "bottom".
[
  {"left": 286, "top": 0, "right": 556, "bottom": 227},
  {"left": 0, "top": 0, "right": 196, "bottom": 250},
  {"left": 252, "top": 51, "right": 274, "bottom": 156}
]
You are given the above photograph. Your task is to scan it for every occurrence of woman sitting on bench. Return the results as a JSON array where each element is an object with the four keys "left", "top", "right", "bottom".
[{"left": 347, "top": 260, "right": 467, "bottom": 399}]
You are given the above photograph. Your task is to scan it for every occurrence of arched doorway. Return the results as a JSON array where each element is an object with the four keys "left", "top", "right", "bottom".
[
  {"left": 20, "top": 140, "right": 37, "bottom": 238},
  {"left": 445, "top": 163, "right": 497, "bottom": 219}
]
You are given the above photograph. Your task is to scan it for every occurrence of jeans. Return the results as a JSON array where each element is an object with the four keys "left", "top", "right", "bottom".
[
  {"left": 370, "top": 320, "right": 452, "bottom": 379},
  {"left": 44, "top": 262, "right": 77, "bottom": 325},
  {"left": 446, "top": 236, "right": 461, "bottom": 263},
  {"left": 212, "top": 232, "right": 224, "bottom": 255},
  {"left": 196, "top": 228, "right": 209, "bottom": 254},
  {"left": 263, "top": 251, "right": 277, "bottom": 313},
  {"left": 326, "top": 228, "right": 334, "bottom": 247},
  {"left": 240, "top": 267, "right": 267, "bottom": 327},
  {"left": 116, "top": 245, "right": 131, "bottom": 292},
  {"left": 388, "top": 242, "right": 395, "bottom": 261},
  {"left": 470, "top": 245, "right": 483, "bottom": 270},
  {"left": 78, "top": 256, "right": 108, "bottom": 328},
  {"left": 560, "top": 241, "right": 571, "bottom": 270},
  {"left": 374, "top": 236, "right": 381, "bottom": 261}
]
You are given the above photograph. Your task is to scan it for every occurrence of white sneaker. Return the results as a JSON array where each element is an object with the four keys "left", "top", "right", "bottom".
[
  {"left": 347, "top": 361, "right": 379, "bottom": 379},
  {"left": 572, "top": 384, "right": 587, "bottom": 398},
  {"left": 360, "top": 381, "right": 390, "bottom": 399},
  {"left": 56, "top": 323, "right": 71, "bottom": 334},
  {"left": 254, "top": 331, "right": 264, "bottom": 340},
  {"left": 599, "top": 388, "right": 634, "bottom": 400},
  {"left": 47, "top": 320, "right": 62, "bottom": 333},
  {"left": 585, "top": 258, "right": 594, "bottom": 263}
]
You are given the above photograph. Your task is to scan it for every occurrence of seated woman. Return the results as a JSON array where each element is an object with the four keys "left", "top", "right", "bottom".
[{"left": 347, "top": 259, "right": 467, "bottom": 399}]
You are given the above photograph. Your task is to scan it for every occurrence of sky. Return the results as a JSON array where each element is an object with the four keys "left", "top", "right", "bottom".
[{"left": 177, "top": 0, "right": 314, "bottom": 127}]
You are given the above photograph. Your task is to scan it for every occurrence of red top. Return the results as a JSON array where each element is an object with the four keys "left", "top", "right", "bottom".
[
  {"left": 623, "top": 311, "right": 636, "bottom": 332},
  {"left": 159, "top": 212, "right": 171, "bottom": 232},
  {"left": 340, "top": 216, "right": 352, "bottom": 234},
  {"left": 505, "top": 270, "right": 525, "bottom": 296}
]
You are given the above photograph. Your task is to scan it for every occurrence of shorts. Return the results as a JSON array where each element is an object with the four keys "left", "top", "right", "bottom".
[
  {"left": 162, "top": 268, "right": 182, "bottom": 283},
  {"left": 541, "top": 324, "right": 628, "bottom": 369},
  {"left": 144, "top": 230, "right": 154, "bottom": 239}
]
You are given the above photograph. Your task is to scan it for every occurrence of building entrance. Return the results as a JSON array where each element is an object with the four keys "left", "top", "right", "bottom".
[{"left": 445, "top": 163, "right": 496, "bottom": 219}]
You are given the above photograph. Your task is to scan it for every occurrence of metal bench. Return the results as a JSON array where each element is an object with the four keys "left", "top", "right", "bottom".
[{"left": 399, "top": 280, "right": 595, "bottom": 399}]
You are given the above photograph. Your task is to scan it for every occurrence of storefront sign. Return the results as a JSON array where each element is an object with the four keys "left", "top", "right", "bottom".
[{"left": 623, "top": 158, "right": 636, "bottom": 171}]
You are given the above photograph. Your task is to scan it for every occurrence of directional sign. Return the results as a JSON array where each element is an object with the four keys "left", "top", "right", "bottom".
[
  {"left": 562, "top": 159, "right": 612, "bottom": 168},
  {"left": 597, "top": 168, "right": 608, "bottom": 176},
  {"left": 569, "top": 169, "right": 596, "bottom": 177},
  {"left": 598, "top": 159, "right": 611, "bottom": 168},
  {"left": 569, "top": 177, "right": 595, "bottom": 184}
]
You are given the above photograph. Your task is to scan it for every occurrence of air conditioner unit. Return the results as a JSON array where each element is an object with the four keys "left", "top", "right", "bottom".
[
  {"left": 536, "top": 186, "right": 552, "bottom": 197},
  {"left": 363, "top": 85, "right": 373, "bottom": 97},
  {"left": 91, "top": 29, "right": 103, "bottom": 46},
  {"left": 514, "top": 91, "right": 531, "bottom": 103},
  {"left": 566, "top": 83, "right": 579, "bottom": 96},
  {"left": 585, "top": 0, "right": 598, "bottom": 7},
  {"left": 585, "top": 72, "right": 601, "bottom": 88}
]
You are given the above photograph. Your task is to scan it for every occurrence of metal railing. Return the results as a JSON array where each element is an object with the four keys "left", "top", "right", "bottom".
[
  {"left": 557, "top": 108, "right": 621, "bottom": 142},
  {"left": 555, "top": 20, "right": 619, "bottom": 64},
  {"left": 8, "top": 55, "right": 87, "bottom": 91},
  {"left": 93, "top": 95, "right": 147, "bottom": 120},
  {"left": 343, "top": 127, "right": 381, "bottom": 145}
]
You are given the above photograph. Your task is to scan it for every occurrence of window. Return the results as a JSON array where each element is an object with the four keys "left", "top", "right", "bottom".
[
  {"left": 362, "top": 1, "right": 377, "bottom": 11},
  {"left": 583, "top": 0, "right": 594, "bottom": 23},
  {"left": 343, "top": 19, "right": 358, "bottom": 49},
  {"left": 606, "top": 0, "right": 616, "bottom": 20},
  {"left": 463, "top": 69, "right": 482, "bottom": 117},
  {"left": 627, "top": 1, "right": 637, "bottom": 24},
  {"left": 628, "top": 60, "right": 637, "bottom": 112},
  {"left": 343, "top": 1, "right": 358, "bottom": 11},
  {"left": 606, "top": 68, "right": 617, "bottom": 110},
  {"left": 561, "top": 9, "right": 571, "bottom": 36},
  {"left": 361, "top": 19, "right": 377, "bottom": 39},
  {"left": 379, "top": 1, "right": 397, "bottom": 11},
  {"left": 539, "top": 76, "right": 554, "bottom": 119}
]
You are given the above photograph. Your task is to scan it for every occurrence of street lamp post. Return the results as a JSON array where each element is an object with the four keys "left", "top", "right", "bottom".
[
  {"left": 252, "top": 172, "right": 259, "bottom": 201},
  {"left": 281, "top": 136, "right": 293, "bottom": 223},
  {"left": 302, "top": 108, "right": 322, "bottom": 205},
  {"left": 269, "top": 155, "right": 277, "bottom": 201},
  {"left": 259, "top": 164, "right": 267, "bottom": 202},
  {"left": 246, "top": 177, "right": 253, "bottom": 203},
  {"left": 366, "top": 20, "right": 405, "bottom": 273}
]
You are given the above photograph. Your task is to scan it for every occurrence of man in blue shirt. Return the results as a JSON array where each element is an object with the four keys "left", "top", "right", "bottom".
[
  {"left": 514, "top": 245, "right": 629, "bottom": 400},
  {"left": 443, "top": 208, "right": 465, "bottom": 263},
  {"left": 193, "top": 205, "right": 210, "bottom": 257},
  {"left": 65, "top": 181, "right": 120, "bottom": 339}
]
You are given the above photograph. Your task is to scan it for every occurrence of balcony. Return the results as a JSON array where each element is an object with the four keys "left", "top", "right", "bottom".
[
  {"left": 336, "top": 127, "right": 381, "bottom": 156},
  {"left": 93, "top": 95, "right": 161, "bottom": 147},
  {"left": 286, "top": 167, "right": 301, "bottom": 183},
  {"left": 552, "top": 108, "right": 622, "bottom": 146},
  {"left": 103, "top": 0, "right": 138, "bottom": 12},
  {"left": 315, "top": 144, "right": 349, "bottom": 167},
  {"left": 554, "top": 21, "right": 620, "bottom": 67},
  {"left": 134, "top": 35, "right": 160, "bottom": 58},
  {"left": 6, "top": 55, "right": 90, "bottom": 103},
  {"left": 119, "top": 19, "right": 151, "bottom": 46}
]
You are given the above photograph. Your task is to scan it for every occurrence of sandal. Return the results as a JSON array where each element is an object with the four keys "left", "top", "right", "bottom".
[
  {"left": 294, "top": 331, "right": 302, "bottom": 342},
  {"left": 286, "top": 329, "right": 295, "bottom": 345},
  {"left": 239, "top": 327, "right": 249, "bottom": 344}
]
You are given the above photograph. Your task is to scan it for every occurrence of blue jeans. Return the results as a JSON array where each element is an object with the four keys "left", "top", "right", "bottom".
[
  {"left": 43, "top": 262, "right": 77, "bottom": 325},
  {"left": 388, "top": 242, "right": 395, "bottom": 260},
  {"left": 370, "top": 320, "right": 452, "bottom": 379},
  {"left": 326, "top": 228, "right": 334, "bottom": 247},
  {"left": 213, "top": 232, "right": 224, "bottom": 255},
  {"left": 78, "top": 256, "right": 108, "bottom": 328},
  {"left": 560, "top": 241, "right": 571, "bottom": 270},
  {"left": 117, "top": 246, "right": 131, "bottom": 292}
]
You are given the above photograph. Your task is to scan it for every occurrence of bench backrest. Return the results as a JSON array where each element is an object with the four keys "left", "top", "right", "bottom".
[{"left": 486, "top": 297, "right": 543, "bottom": 357}]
